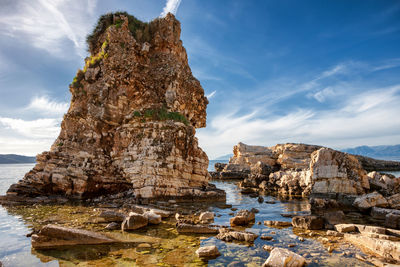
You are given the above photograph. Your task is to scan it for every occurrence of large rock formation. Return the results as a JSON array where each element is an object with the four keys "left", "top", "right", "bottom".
[
  {"left": 2, "top": 12, "right": 225, "bottom": 203},
  {"left": 212, "top": 142, "right": 400, "bottom": 212}
]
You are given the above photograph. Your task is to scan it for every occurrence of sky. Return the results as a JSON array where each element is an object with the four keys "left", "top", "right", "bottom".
[{"left": 0, "top": 0, "right": 400, "bottom": 159}]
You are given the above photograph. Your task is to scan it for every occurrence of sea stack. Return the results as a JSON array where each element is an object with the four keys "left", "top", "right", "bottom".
[{"left": 3, "top": 12, "right": 225, "bottom": 202}]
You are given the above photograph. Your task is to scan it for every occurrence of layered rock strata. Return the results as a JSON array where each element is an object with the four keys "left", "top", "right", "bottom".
[
  {"left": 213, "top": 142, "right": 400, "bottom": 214},
  {"left": 2, "top": 13, "right": 225, "bottom": 203}
]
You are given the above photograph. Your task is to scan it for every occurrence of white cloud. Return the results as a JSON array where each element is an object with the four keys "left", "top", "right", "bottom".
[
  {"left": 0, "top": 117, "right": 61, "bottom": 139},
  {"left": 0, "top": 0, "right": 97, "bottom": 57},
  {"left": 199, "top": 84, "right": 400, "bottom": 159},
  {"left": 160, "top": 0, "right": 182, "bottom": 17},
  {"left": 26, "top": 96, "right": 69, "bottom": 116},
  {"left": 206, "top": 90, "right": 216, "bottom": 99}
]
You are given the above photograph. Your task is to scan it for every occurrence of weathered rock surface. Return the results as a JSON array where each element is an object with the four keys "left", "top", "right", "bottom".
[
  {"left": 2, "top": 12, "right": 225, "bottom": 203},
  {"left": 353, "top": 192, "right": 388, "bottom": 211},
  {"left": 195, "top": 245, "right": 220, "bottom": 258},
  {"left": 230, "top": 209, "right": 255, "bottom": 226},
  {"left": 262, "top": 248, "right": 306, "bottom": 267},
  {"left": 291, "top": 215, "right": 325, "bottom": 230},
  {"left": 216, "top": 228, "right": 258, "bottom": 243},
  {"left": 32, "top": 224, "right": 119, "bottom": 249},
  {"left": 342, "top": 225, "right": 400, "bottom": 263}
]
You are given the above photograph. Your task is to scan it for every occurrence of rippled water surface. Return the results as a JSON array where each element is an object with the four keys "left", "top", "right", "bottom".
[{"left": 0, "top": 164, "right": 374, "bottom": 266}]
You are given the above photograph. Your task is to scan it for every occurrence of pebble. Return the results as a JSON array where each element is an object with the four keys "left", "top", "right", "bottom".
[
  {"left": 262, "top": 245, "right": 274, "bottom": 252},
  {"left": 298, "top": 237, "right": 305, "bottom": 242},
  {"left": 288, "top": 244, "right": 296, "bottom": 248}
]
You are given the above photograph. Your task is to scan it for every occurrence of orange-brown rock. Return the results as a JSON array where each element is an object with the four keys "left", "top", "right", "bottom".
[{"left": 3, "top": 12, "right": 225, "bottom": 202}]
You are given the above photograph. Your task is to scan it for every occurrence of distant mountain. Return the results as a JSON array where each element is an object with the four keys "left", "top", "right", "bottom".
[
  {"left": 342, "top": 145, "right": 400, "bottom": 161},
  {"left": 213, "top": 154, "right": 233, "bottom": 161},
  {"left": 0, "top": 154, "right": 36, "bottom": 164}
]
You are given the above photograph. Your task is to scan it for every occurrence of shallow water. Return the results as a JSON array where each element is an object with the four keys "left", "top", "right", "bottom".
[{"left": 0, "top": 164, "right": 373, "bottom": 266}]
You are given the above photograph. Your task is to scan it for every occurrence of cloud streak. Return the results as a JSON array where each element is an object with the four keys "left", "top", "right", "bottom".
[
  {"left": 0, "top": 0, "right": 97, "bottom": 57},
  {"left": 160, "top": 0, "right": 182, "bottom": 17}
]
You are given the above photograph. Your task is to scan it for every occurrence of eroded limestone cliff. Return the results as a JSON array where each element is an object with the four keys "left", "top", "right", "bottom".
[{"left": 3, "top": 12, "right": 225, "bottom": 202}]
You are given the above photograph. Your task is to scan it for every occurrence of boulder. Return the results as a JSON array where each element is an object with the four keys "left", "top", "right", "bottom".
[
  {"left": 176, "top": 223, "right": 218, "bottom": 234},
  {"left": 387, "top": 193, "right": 400, "bottom": 209},
  {"left": 216, "top": 228, "right": 258, "bottom": 243},
  {"left": 199, "top": 211, "right": 214, "bottom": 224},
  {"left": 121, "top": 212, "right": 148, "bottom": 231},
  {"left": 195, "top": 245, "right": 220, "bottom": 258},
  {"left": 353, "top": 192, "right": 388, "bottom": 211},
  {"left": 31, "top": 224, "right": 118, "bottom": 249},
  {"left": 230, "top": 209, "right": 255, "bottom": 226},
  {"left": 143, "top": 211, "right": 162, "bottom": 225},
  {"left": 262, "top": 248, "right": 306, "bottom": 267},
  {"left": 292, "top": 215, "right": 324, "bottom": 230}
]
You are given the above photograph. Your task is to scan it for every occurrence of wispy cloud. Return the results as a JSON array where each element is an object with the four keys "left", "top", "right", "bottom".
[
  {"left": 0, "top": 0, "right": 97, "bottom": 58},
  {"left": 160, "top": 0, "right": 182, "bottom": 17},
  {"left": 26, "top": 96, "right": 69, "bottom": 116},
  {"left": 206, "top": 90, "right": 216, "bottom": 99}
]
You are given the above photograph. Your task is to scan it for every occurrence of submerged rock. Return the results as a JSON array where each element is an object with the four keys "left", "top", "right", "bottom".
[
  {"left": 263, "top": 247, "right": 306, "bottom": 267},
  {"left": 292, "top": 215, "right": 325, "bottom": 230},
  {"left": 31, "top": 224, "right": 119, "bottom": 249},
  {"left": 264, "top": 221, "right": 292, "bottom": 228},
  {"left": 176, "top": 223, "right": 219, "bottom": 234},
  {"left": 2, "top": 12, "right": 225, "bottom": 203}
]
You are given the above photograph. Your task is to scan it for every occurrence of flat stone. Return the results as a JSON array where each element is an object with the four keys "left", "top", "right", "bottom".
[
  {"left": 176, "top": 223, "right": 218, "bottom": 234},
  {"left": 334, "top": 224, "right": 356, "bottom": 233},
  {"left": 31, "top": 224, "right": 119, "bottom": 249}
]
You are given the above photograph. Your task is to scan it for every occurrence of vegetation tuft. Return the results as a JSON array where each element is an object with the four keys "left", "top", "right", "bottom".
[
  {"left": 86, "top": 11, "right": 152, "bottom": 54},
  {"left": 132, "top": 108, "right": 189, "bottom": 125}
]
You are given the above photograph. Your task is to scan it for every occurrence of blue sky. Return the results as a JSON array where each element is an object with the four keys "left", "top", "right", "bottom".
[{"left": 0, "top": 0, "right": 399, "bottom": 159}]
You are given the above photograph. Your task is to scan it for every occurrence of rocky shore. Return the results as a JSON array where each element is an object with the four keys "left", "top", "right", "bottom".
[{"left": 209, "top": 142, "right": 400, "bottom": 265}]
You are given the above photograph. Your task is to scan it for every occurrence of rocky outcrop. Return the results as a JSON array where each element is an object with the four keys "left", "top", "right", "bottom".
[{"left": 2, "top": 12, "right": 225, "bottom": 203}]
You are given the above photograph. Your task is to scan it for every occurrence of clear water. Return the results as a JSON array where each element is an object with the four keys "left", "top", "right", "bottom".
[{"left": 0, "top": 164, "right": 372, "bottom": 266}]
